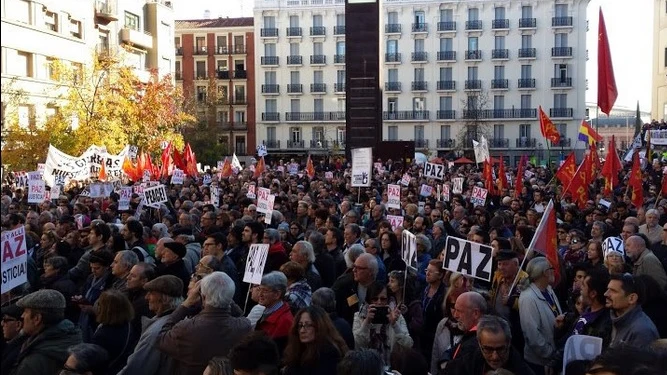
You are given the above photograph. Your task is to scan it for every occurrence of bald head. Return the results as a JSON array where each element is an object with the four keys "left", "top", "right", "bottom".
[
  {"left": 155, "top": 237, "right": 174, "bottom": 260},
  {"left": 624, "top": 216, "right": 639, "bottom": 227},
  {"left": 625, "top": 235, "right": 647, "bottom": 261},
  {"left": 459, "top": 291, "right": 488, "bottom": 312}
]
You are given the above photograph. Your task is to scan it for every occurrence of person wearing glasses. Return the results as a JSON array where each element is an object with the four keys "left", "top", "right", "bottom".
[
  {"left": 255, "top": 271, "right": 295, "bottom": 354},
  {"left": 60, "top": 343, "right": 109, "bottom": 375},
  {"left": 605, "top": 273, "right": 659, "bottom": 348},
  {"left": 444, "top": 315, "right": 535, "bottom": 375},
  {"left": 1, "top": 304, "right": 26, "bottom": 374}
]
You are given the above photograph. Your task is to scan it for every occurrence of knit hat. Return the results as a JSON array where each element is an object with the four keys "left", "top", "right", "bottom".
[
  {"left": 278, "top": 222, "right": 290, "bottom": 232},
  {"left": 89, "top": 250, "right": 114, "bottom": 267},
  {"left": 143, "top": 275, "right": 184, "bottom": 297},
  {"left": 163, "top": 242, "right": 187, "bottom": 258},
  {"left": 16, "top": 289, "right": 66, "bottom": 310}
]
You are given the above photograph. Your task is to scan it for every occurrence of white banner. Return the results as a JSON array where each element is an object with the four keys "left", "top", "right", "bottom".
[
  {"left": 601, "top": 236, "right": 624, "bottom": 257},
  {"left": 243, "top": 244, "right": 270, "bottom": 284},
  {"left": 119, "top": 187, "right": 132, "bottom": 211},
  {"left": 27, "top": 180, "right": 46, "bottom": 203},
  {"left": 351, "top": 147, "right": 372, "bottom": 187},
  {"left": 1, "top": 226, "right": 28, "bottom": 291},
  {"left": 50, "top": 185, "right": 61, "bottom": 200},
  {"left": 470, "top": 186, "right": 488, "bottom": 207},
  {"left": 442, "top": 184, "right": 450, "bottom": 202},
  {"left": 143, "top": 184, "right": 168, "bottom": 206},
  {"left": 562, "top": 335, "right": 603, "bottom": 375},
  {"left": 401, "top": 230, "right": 417, "bottom": 269},
  {"left": 387, "top": 215, "right": 404, "bottom": 231},
  {"left": 264, "top": 195, "right": 275, "bottom": 225},
  {"left": 645, "top": 129, "right": 667, "bottom": 145},
  {"left": 211, "top": 186, "right": 220, "bottom": 207},
  {"left": 171, "top": 169, "right": 184, "bottom": 185},
  {"left": 400, "top": 173, "right": 411, "bottom": 186},
  {"left": 43, "top": 144, "right": 129, "bottom": 187},
  {"left": 257, "top": 187, "right": 272, "bottom": 214},
  {"left": 472, "top": 136, "right": 490, "bottom": 164},
  {"left": 387, "top": 184, "right": 401, "bottom": 210},
  {"left": 423, "top": 162, "right": 445, "bottom": 180},
  {"left": 452, "top": 178, "right": 463, "bottom": 194},
  {"left": 443, "top": 236, "right": 493, "bottom": 282}
]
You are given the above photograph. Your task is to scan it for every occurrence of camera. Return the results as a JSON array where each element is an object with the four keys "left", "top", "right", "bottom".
[{"left": 372, "top": 306, "right": 389, "bottom": 324}]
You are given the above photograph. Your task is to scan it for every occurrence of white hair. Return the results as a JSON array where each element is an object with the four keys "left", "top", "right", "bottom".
[
  {"left": 295, "top": 240, "right": 316, "bottom": 263},
  {"left": 200, "top": 272, "right": 235, "bottom": 309}
]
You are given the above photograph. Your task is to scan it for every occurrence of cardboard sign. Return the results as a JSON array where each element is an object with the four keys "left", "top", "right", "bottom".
[
  {"left": 562, "top": 336, "right": 603, "bottom": 375},
  {"left": 419, "top": 184, "right": 433, "bottom": 197},
  {"left": 443, "top": 237, "right": 493, "bottom": 282},
  {"left": 442, "top": 184, "right": 450, "bottom": 202},
  {"left": 400, "top": 173, "right": 411, "bottom": 186},
  {"left": 27, "top": 171, "right": 42, "bottom": 181},
  {"left": 423, "top": 162, "right": 445, "bottom": 180},
  {"left": 452, "top": 178, "right": 463, "bottom": 194},
  {"left": 264, "top": 195, "right": 275, "bottom": 225},
  {"left": 246, "top": 185, "right": 256, "bottom": 199},
  {"left": 50, "top": 185, "right": 61, "bottom": 200},
  {"left": 119, "top": 187, "right": 132, "bottom": 211},
  {"left": 211, "top": 186, "right": 220, "bottom": 207},
  {"left": 387, "top": 184, "right": 401, "bottom": 210},
  {"left": 27, "top": 180, "right": 46, "bottom": 203},
  {"left": 243, "top": 244, "right": 270, "bottom": 284},
  {"left": 351, "top": 147, "right": 372, "bottom": 187},
  {"left": 257, "top": 187, "right": 272, "bottom": 214},
  {"left": 470, "top": 186, "right": 488, "bottom": 207},
  {"left": 171, "top": 169, "right": 184, "bottom": 185},
  {"left": 401, "top": 230, "right": 417, "bottom": 269},
  {"left": 601, "top": 237, "right": 624, "bottom": 257},
  {"left": 387, "top": 215, "right": 404, "bottom": 231},
  {"left": 143, "top": 184, "right": 168, "bottom": 206},
  {"left": 142, "top": 170, "right": 151, "bottom": 182},
  {"left": 1, "top": 226, "right": 27, "bottom": 291}
]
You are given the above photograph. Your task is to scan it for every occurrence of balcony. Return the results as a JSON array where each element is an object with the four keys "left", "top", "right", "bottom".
[
  {"left": 310, "top": 55, "right": 326, "bottom": 65},
  {"left": 262, "top": 112, "right": 280, "bottom": 121},
  {"left": 310, "top": 83, "right": 327, "bottom": 93},
  {"left": 95, "top": 0, "right": 118, "bottom": 22},
  {"left": 195, "top": 71, "right": 207, "bottom": 80},
  {"left": 310, "top": 26, "right": 326, "bottom": 36},
  {"left": 334, "top": 54, "right": 345, "bottom": 64},
  {"left": 550, "top": 108, "right": 574, "bottom": 118},
  {"left": 383, "top": 111, "right": 430, "bottom": 121},
  {"left": 552, "top": 16, "right": 573, "bottom": 27},
  {"left": 334, "top": 25, "right": 346, "bottom": 35},
  {"left": 120, "top": 28, "right": 153, "bottom": 49},
  {"left": 287, "top": 140, "right": 305, "bottom": 148},
  {"left": 265, "top": 140, "right": 280, "bottom": 149},
  {"left": 414, "top": 139, "right": 429, "bottom": 148},
  {"left": 465, "top": 80, "right": 482, "bottom": 90},
  {"left": 231, "top": 45, "right": 246, "bottom": 54},
  {"left": 462, "top": 109, "right": 536, "bottom": 119},
  {"left": 286, "top": 27, "right": 302, "bottom": 37},
  {"left": 332, "top": 140, "right": 346, "bottom": 149},
  {"left": 287, "top": 84, "right": 303, "bottom": 94},
  {"left": 234, "top": 70, "right": 247, "bottom": 79},
  {"left": 217, "top": 70, "right": 230, "bottom": 79},
  {"left": 411, "top": 81, "right": 428, "bottom": 91},
  {"left": 385, "top": 24, "right": 401, "bottom": 33},
  {"left": 465, "top": 20, "right": 483, "bottom": 30},
  {"left": 411, "top": 51, "right": 428, "bottom": 62},
  {"left": 194, "top": 46, "right": 208, "bottom": 55},
  {"left": 260, "top": 56, "right": 279, "bottom": 66},
  {"left": 516, "top": 138, "right": 537, "bottom": 148},
  {"left": 232, "top": 96, "right": 246, "bottom": 105},
  {"left": 551, "top": 138, "right": 572, "bottom": 148},
  {"left": 491, "top": 79, "right": 509, "bottom": 89},
  {"left": 489, "top": 138, "right": 509, "bottom": 148},
  {"left": 552, "top": 47, "right": 573, "bottom": 57},
  {"left": 436, "top": 110, "right": 456, "bottom": 120},
  {"left": 519, "top": 18, "right": 537, "bottom": 28},
  {"left": 412, "top": 23, "right": 428, "bottom": 33},
  {"left": 437, "top": 51, "right": 456, "bottom": 61},
  {"left": 465, "top": 50, "right": 482, "bottom": 61},
  {"left": 492, "top": 19, "right": 510, "bottom": 29},
  {"left": 219, "top": 121, "right": 248, "bottom": 131},
  {"left": 310, "top": 140, "right": 329, "bottom": 148},
  {"left": 437, "top": 21, "right": 456, "bottom": 32},
  {"left": 385, "top": 82, "right": 401, "bottom": 92},
  {"left": 261, "top": 84, "right": 280, "bottom": 94},
  {"left": 437, "top": 139, "right": 456, "bottom": 148},
  {"left": 518, "top": 78, "right": 536, "bottom": 89},
  {"left": 175, "top": 47, "right": 183, "bottom": 55},
  {"left": 334, "top": 82, "right": 345, "bottom": 93},
  {"left": 287, "top": 55, "right": 303, "bottom": 65},
  {"left": 518, "top": 48, "right": 536, "bottom": 58},
  {"left": 492, "top": 49, "right": 509, "bottom": 60},
  {"left": 285, "top": 112, "right": 345, "bottom": 121},
  {"left": 437, "top": 80, "right": 456, "bottom": 91},
  {"left": 551, "top": 77, "right": 573, "bottom": 88},
  {"left": 261, "top": 28, "right": 279, "bottom": 37},
  {"left": 385, "top": 53, "right": 402, "bottom": 63},
  {"left": 214, "top": 45, "right": 228, "bottom": 54},
  {"left": 516, "top": 108, "right": 537, "bottom": 118}
]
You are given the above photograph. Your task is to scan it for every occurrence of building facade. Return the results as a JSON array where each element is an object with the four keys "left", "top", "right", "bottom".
[
  {"left": 1, "top": 0, "right": 175, "bottom": 130},
  {"left": 253, "top": 0, "right": 589, "bottom": 165},
  {"left": 174, "top": 17, "right": 255, "bottom": 158},
  {"left": 653, "top": 0, "right": 667, "bottom": 121}
]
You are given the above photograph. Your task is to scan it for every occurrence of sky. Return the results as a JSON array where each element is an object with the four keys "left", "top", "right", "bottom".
[{"left": 172, "top": 0, "right": 655, "bottom": 112}]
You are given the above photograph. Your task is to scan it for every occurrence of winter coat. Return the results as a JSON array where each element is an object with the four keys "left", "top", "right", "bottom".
[
  {"left": 118, "top": 310, "right": 176, "bottom": 375},
  {"left": 10, "top": 319, "right": 82, "bottom": 375}
]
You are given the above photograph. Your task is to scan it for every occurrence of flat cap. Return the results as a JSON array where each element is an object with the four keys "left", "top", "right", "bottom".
[
  {"left": 143, "top": 275, "right": 183, "bottom": 297},
  {"left": 1, "top": 304, "right": 23, "bottom": 319},
  {"left": 496, "top": 250, "right": 519, "bottom": 262},
  {"left": 16, "top": 290, "right": 66, "bottom": 310}
]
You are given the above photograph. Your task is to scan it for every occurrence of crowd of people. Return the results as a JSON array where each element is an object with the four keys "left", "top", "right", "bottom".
[{"left": 1, "top": 153, "right": 667, "bottom": 375}]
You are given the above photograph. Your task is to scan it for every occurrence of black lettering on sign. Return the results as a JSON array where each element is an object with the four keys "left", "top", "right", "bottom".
[
  {"left": 475, "top": 244, "right": 492, "bottom": 281},
  {"left": 457, "top": 242, "right": 472, "bottom": 274},
  {"left": 443, "top": 238, "right": 459, "bottom": 269}
]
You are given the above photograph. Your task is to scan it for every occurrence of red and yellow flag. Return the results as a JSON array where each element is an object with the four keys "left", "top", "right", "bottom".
[
  {"left": 539, "top": 106, "right": 561, "bottom": 144},
  {"left": 253, "top": 156, "right": 265, "bottom": 179}
]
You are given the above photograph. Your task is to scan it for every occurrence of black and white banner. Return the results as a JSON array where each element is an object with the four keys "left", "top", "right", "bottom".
[{"left": 443, "top": 237, "right": 493, "bottom": 282}]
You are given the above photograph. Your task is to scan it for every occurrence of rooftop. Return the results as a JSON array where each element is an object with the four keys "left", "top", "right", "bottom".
[{"left": 175, "top": 17, "right": 253, "bottom": 29}]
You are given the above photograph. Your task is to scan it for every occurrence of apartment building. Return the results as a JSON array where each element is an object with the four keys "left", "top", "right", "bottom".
[
  {"left": 0, "top": 0, "right": 174, "bottom": 130},
  {"left": 653, "top": 0, "right": 667, "bottom": 121},
  {"left": 174, "top": 17, "right": 255, "bottom": 158},
  {"left": 254, "top": 0, "right": 589, "bottom": 164}
]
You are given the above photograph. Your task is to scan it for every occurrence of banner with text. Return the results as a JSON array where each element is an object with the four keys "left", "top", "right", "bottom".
[
  {"left": 443, "top": 236, "right": 493, "bottom": 282},
  {"left": 2, "top": 226, "right": 27, "bottom": 291}
]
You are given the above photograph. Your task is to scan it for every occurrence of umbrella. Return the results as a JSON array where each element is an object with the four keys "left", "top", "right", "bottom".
[
  {"left": 453, "top": 157, "right": 475, "bottom": 164},
  {"left": 415, "top": 152, "right": 428, "bottom": 165}
]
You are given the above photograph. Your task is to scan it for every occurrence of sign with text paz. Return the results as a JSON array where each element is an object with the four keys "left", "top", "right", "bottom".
[
  {"left": 243, "top": 244, "right": 270, "bottom": 284},
  {"left": 246, "top": 184, "right": 256, "bottom": 199},
  {"left": 470, "top": 186, "right": 488, "bottom": 207},
  {"left": 27, "top": 180, "right": 46, "bottom": 203},
  {"left": 171, "top": 169, "right": 184, "bottom": 185},
  {"left": 143, "top": 184, "right": 168, "bottom": 207},
  {"left": 118, "top": 187, "right": 132, "bottom": 211},
  {"left": 423, "top": 162, "right": 445, "bottom": 180},
  {"left": 443, "top": 237, "right": 493, "bottom": 282},
  {"left": 257, "top": 187, "right": 272, "bottom": 215},
  {"left": 420, "top": 184, "right": 433, "bottom": 197},
  {"left": 401, "top": 230, "right": 417, "bottom": 269},
  {"left": 452, "top": 178, "right": 463, "bottom": 194},
  {"left": 601, "top": 237, "right": 624, "bottom": 257},
  {"left": 400, "top": 173, "right": 411, "bottom": 186},
  {"left": 387, "top": 215, "right": 404, "bottom": 231},
  {"left": 2, "top": 226, "right": 27, "bottom": 291},
  {"left": 387, "top": 184, "right": 401, "bottom": 210}
]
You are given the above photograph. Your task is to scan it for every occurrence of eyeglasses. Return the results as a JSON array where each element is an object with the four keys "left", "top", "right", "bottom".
[
  {"left": 60, "top": 365, "right": 85, "bottom": 375},
  {"left": 298, "top": 322, "right": 315, "bottom": 330},
  {"left": 479, "top": 344, "right": 508, "bottom": 356},
  {"left": 1, "top": 317, "right": 20, "bottom": 323}
]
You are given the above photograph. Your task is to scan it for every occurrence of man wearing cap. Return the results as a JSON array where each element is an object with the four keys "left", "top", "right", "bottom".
[
  {"left": 9, "top": 290, "right": 82, "bottom": 375},
  {"left": 1, "top": 304, "right": 27, "bottom": 374},
  {"left": 118, "top": 275, "right": 184, "bottom": 375},
  {"left": 157, "top": 242, "right": 191, "bottom": 296}
]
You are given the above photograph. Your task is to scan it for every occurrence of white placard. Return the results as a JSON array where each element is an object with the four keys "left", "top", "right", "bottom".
[
  {"left": 400, "top": 173, "right": 411, "bottom": 186},
  {"left": 601, "top": 236, "right": 624, "bottom": 257},
  {"left": 143, "top": 184, "right": 168, "bottom": 206},
  {"left": 243, "top": 244, "right": 270, "bottom": 284},
  {"left": 562, "top": 336, "right": 603, "bottom": 375},
  {"left": 351, "top": 147, "right": 372, "bottom": 187},
  {"left": 257, "top": 144, "right": 268, "bottom": 157},
  {"left": 437, "top": 184, "right": 441, "bottom": 202},
  {"left": 27, "top": 171, "right": 42, "bottom": 181},
  {"left": 419, "top": 184, "right": 433, "bottom": 197},
  {"left": 211, "top": 186, "right": 220, "bottom": 207},
  {"left": 246, "top": 185, "right": 256, "bottom": 199},
  {"left": 171, "top": 169, "right": 184, "bottom": 185},
  {"left": 133, "top": 184, "right": 144, "bottom": 196},
  {"left": 142, "top": 170, "right": 151, "bottom": 182},
  {"left": 442, "top": 184, "right": 450, "bottom": 202},
  {"left": 401, "top": 230, "right": 417, "bottom": 269},
  {"left": 452, "top": 178, "right": 463, "bottom": 194},
  {"left": 470, "top": 186, "right": 488, "bottom": 207},
  {"left": 423, "top": 162, "right": 445, "bottom": 180},
  {"left": 1, "top": 226, "right": 28, "bottom": 291},
  {"left": 325, "top": 171, "right": 334, "bottom": 180},
  {"left": 119, "top": 187, "right": 132, "bottom": 211},
  {"left": 387, "top": 215, "right": 404, "bottom": 231},
  {"left": 89, "top": 183, "right": 103, "bottom": 198},
  {"left": 257, "top": 187, "right": 272, "bottom": 214},
  {"left": 443, "top": 237, "right": 493, "bottom": 282},
  {"left": 50, "top": 185, "right": 61, "bottom": 200},
  {"left": 288, "top": 163, "right": 299, "bottom": 175},
  {"left": 202, "top": 175, "right": 212, "bottom": 185},
  {"left": 387, "top": 184, "right": 401, "bottom": 210},
  {"left": 264, "top": 195, "right": 275, "bottom": 225},
  {"left": 37, "top": 163, "right": 46, "bottom": 172},
  {"left": 27, "top": 180, "right": 46, "bottom": 203}
]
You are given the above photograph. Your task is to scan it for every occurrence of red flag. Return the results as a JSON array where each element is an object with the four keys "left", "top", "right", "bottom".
[
  {"left": 589, "top": 143, "right": 602, "bottom": 173},
  {"left": 497, "top": 157, "right": 508, "bottom": 192},
  {"left": 628, "top": 151, "right": 643, "bottom": 209},
  {"left": 253, "top": 156, "right": 265, "bottom": 179},
  {"left": 172, "top": 147, "right": 186, "bottom": 171},
  {"left": 98, "top": 159, "right": 107, "bottom": 181},
  {"left": 564, "top": 160, "right": 589, "bottom": 209},
  {"left": 160, "top": 142, "right": 173, "bottom": 179},
  {"left": 483, "top": 160, "right": 496, "bottom": 195},
  {"left": 539, "top": 106, "right": 561, "bottom": 144},
  {"left": 662, "top": 173, "right": 667, "bottom": 197},
  {"left": 528, "top": 200, "right": 561, "bottom": 284},
  {"left": 597, "top": 8, "right": 617, "bottom": 115},
  {"left": 220, "top": 158, "right": 232, "bottom": 178},
  {"left": 601, "top": 135, "right": 622, "bottom": 195},
  {"left": 556, "top": 152, "right": 577, "bottom": 187},
  {"left": 183, "top": 143, "right": 199, "bottom": 177},
  {"left": 514, "top": 155, "right": 526, "bottom": 198},
  {"left": 306, "top": 155, "right": 315, "bottom": 179}
]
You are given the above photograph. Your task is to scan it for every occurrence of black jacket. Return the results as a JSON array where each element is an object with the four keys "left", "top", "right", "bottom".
[
  {"left": 445, "top": 346, "right": 535, "bottom": 375},
  {"left": 331, "top": 272, "right": 359, "bottom": 325},
  {"left": 1, "top": 334, "right": 28, "bottom": 374}
]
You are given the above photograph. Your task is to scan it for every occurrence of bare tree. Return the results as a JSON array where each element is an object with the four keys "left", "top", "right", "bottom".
[{"left": 456, "top": 90, "right": 491, "bottom": 152}]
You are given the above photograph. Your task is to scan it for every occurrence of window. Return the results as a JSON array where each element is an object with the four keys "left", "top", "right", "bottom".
[
  {"left": 46, "top": 57, "right": 56, "bottom": 80},
  {"left": 265, "top": 71, "right": 276, "bottom": 84},
  {"left": 414, "top": 68, "right": 425, "bottom": 81},
  {"left": 290, "top": 42, "right": 299, "bottom": 55},
  {"left": 290, "top": 99, "right": 300, "bottom": 113},
  {"left": 234, "top": 60, "right": 245, "bottom": 71},
  {"left": 175, "top": 37, "right": 181, "bottom": 48},
  {"left": 234, "top": 35, "right": 244, "bottom": 49},
  {"left": 493, "top": 95, "right": 504, "bottom": 110},
  {"left": 337, "top": 70, "right": 346, "bottom": 84},
  {"left": 8, "top": 0, "right": 30, "bottom": 23},
  {"left": 388, "top": 126, "right": 398, "bottom": 140},
  {"left": 439, "top": 67, "right": 452, "bottom": 81},
  {"left": 291, "top": 127, "right": 301, "bottom": 142},
  {"left": 494, "top": 124, "right": 504, "bottom": 138},
  {"left": 520, "top": 124, "right": 531, "bottom": 138},
  {"left": 196, "top": 37, "right": 206, "bottom": 51},
  {"left": 124, "top": 12, "right": 139, "bottom": 30},
  {"left": 467, "top": 95, "right": 478, "bottom": 109},
  {"left": 388, "top": 69, "right": 398, "bottom": 82},
  {"left": 554, "top": 93, "right": 567, "bottom": 108},
  {"left": 439, "top": 96, "right": 452, "bottom": 110},
  {"left": 314, "top": 99, "right": 323, "bottom": 113},
  {"left": 386, "top": 40, "right": 398, "bottom": 54},
  {"left": 414, "top": 39, "right": 424, "bottom": 52},
  {"left": 414, "top": 125, "right": 425, "bottom": 140},
  {"left": 196, "top": 86, "right": 206, "bottom": 102},
  {"left": 467, "top": 66, "right": 478, "bottom": 80},
  {"left": 522, "top": 5, "right": 533, "bottom": 18},
  {"left": 555, "top": 33, "right": 568, "bottom": 47},
  {"left": 555, "top": 4, "right": 568, "bottom": 17},
  {"left": 234, "top": 111, "right": 245, "bottom": 123},
  {"left": 218, "top": 111, "right": 228, "bottom": 123},
  {"left": 290, "top": 15, "right": 299, "bottom": 27},
  {"left": 313, "top": 14, "right": 323, "bottom": 27},
  {"left": 72, "top": 63, "right": 83, "bottom": 84},
  {"left": 15, "top": 51, "right": 32, "bottom": 77},
  {"left": 45, "top": 105, "right": 59, "bottom": 120},
  {"left": 468, "top": 37, "right": 478, "bottom": 51},
  {"left": 336, "top": 41, "right": 345, "bottom": 55},
  {"left": 468, "top": 8, "right": 479, "bottom": 21},
  {"left": 440, "top": 125, "right": 451, "bottom": 140},
  {"left": 17, "top": 105, "right": 33, "bottom": 128},
  {"left": 494, "top": 66, "right": 505, "bottom": 79},
  {"left": 234, "top": 85, "right": 245, "bottom": 102},
  {"left": 337, "top": 98, "right": 345, "bottom": 111},
  {"left": 494, "top": 36, "right": 505, "bottom": 49},
  {"left": 337, "top": 127, "right": 346, "bottom": 143},
  {"left": 521, "top": 36, "right": 532, "bottom": 50},
  {"left": 440, "top": 9, "right": 453, "bottom": 22},
  {"left": 70, "top": 19, "right": 82, "bottom": 38},
  {"left": 235, "top": 136, "right": 246, "bottom": 154},
  {"left": 313, "top": 42, "right": 323, "bottom": 55},
  {"left": 521, "top": 65, "right": 532, "bottom": 79},
  {"left": 290, "top": 71, "right": 300, "bottom": 84},
  {"left": 440, "top": 38, "right": 453, "bottom": 51},
  {"left": 555, "top": 64, "right": 568, "bottom": 79},
  {"left": 495, "top": 7, "right": 505, "bottom": 19},
  {"left": 218, "top": 86, "right": 228, "bottom": 101},
  {"left": 267, "top": 126, "right": 277, "bottom": 141},
  {"left": 263, "top": 16, "right": 276, "bottom": 28},
  {"left": 413, "top": 97, "right": 425, "bottom": 111},
  {"left": 387, "top": 11, "right": 398, "bottom": 24},
  {"left": 44, "top": 10, "right": 58, "bottom": 31},
  {"left": 387, "top": 98, "right": 398, "bottom": 113},
  {"left": 312, "top": 127, "right": 325, "bottom": 144},
  {"left": 266, "top": 99, "right": 277, "bottom": 112},
  {"left": 557, "top": 123, "right": 567, "bottom": 137},
  {"left": 217, "top": 60, "right": 227, "bottom": 71},
  {"left": 314, "top": 70, "right": 323, "bottom": 84},
  {"left": 196, "top": 61, "right": 206, "bottom": 78},
  {"left": 414, "top": 11, "right": 425, "bottom": 25},
  {"left": 216, "top": 35, "right": 227, "bottom": 50},
  {"left": 175, "top": 61, "right": 181, "bottom": 74},
  {"left": 521, "top": 95, "right": 532, "bottom": 109},
  {"left": 264, "top": 43, "right": 276, "bottom": 56},
  {"left": 337, "top": 14, "right": 345, "bottom": 26}
]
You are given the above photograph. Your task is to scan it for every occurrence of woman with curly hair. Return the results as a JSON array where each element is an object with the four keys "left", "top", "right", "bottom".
[{"left": 283, "top": 305, "right": 348, "bottom": 375}]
